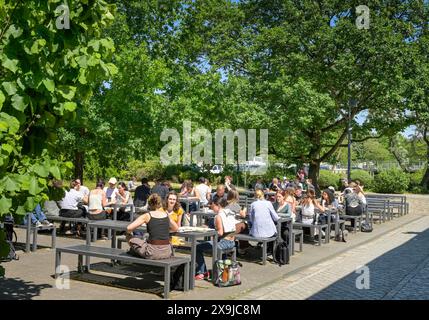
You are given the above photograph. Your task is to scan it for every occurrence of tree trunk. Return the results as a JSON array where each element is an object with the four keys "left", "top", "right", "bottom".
[
  {"left": 308, "top": 160, "right": 321, "bottom": 197},
  {"left": 74, "top": 150, "right": 84, "bottom": 184},
  {"left": 420, "top": 144, "right": 429, "bottom": 190}
]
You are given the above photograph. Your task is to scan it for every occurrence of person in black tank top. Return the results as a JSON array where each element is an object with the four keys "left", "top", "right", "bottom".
[{"left": 126, "top": 194, "right": 179, "bottom": 259}]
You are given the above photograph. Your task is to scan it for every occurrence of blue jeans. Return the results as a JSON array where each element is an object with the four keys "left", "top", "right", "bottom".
[
  {"left": 23, "top": 204, "right": 47, "bottom": 225},
  {"left": 195, "top": 238, "right": 235, "bottom": 275}
]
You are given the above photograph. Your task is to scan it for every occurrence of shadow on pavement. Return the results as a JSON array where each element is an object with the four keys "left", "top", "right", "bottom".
[
  {"left": 307, "top": 228, "right": 429, "bottom": 300},
  {"left": 0, "top": 277, "right": 52, "bottom": 300}
]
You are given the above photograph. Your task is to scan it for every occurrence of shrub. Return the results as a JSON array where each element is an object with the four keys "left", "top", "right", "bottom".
[
  {"left": 374, "top": 169, "right": 410, "bottom": 194},
  {"left": 350, "top": 169, "right": 374, "bottom": 190},
  {"left": 318, "top": 171, "right": 340, "bottom": 190},
  {"left": 136, "top": 158, "right": 165, "bottom": 181},
  {"left": 408, "top": 169, "right": 425, "bottom": 189},
  {"left": 178, "top": 170, "right": 199, "bottom": 182}
]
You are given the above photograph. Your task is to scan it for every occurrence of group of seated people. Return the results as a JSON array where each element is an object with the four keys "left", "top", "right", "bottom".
[{"left": 26, "top": 173, "right": 367, "bottom": 282}]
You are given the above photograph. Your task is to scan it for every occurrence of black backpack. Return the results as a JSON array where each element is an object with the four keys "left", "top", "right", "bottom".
[
  {"left": 2, "top": 215, "right": 18, "bottom": 262},
  {"left": 361, "top": 221, "right": 373, "bottom": 232},
  {"left": 170, "top": 264, "right": 185, "bottom": 291},
  {"left": 273, "top": 240, "right": 289, "bottom": 266}
]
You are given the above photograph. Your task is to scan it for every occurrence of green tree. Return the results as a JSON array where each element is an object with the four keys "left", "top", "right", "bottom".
[
  {"left": 176, "top": 0, "right": 427, "bottom": 189},
  {"left": 0, "top": 0, "right": 117, "bottom": 274}
]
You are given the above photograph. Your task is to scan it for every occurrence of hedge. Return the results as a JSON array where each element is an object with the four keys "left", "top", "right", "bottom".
[
  {"left": 350, "top": 169, "right": 374, "bottom": 190},
  {"left": 374, "top": 169, "right": 410, "bottom": 194},
  {"left": 318, "top": 171, "right": 340, "bottom": 190}
]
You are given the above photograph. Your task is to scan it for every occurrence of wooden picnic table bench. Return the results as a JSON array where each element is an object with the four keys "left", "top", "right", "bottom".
[{"left": 54, "top": 244, "right": 190, "bottom": 299}]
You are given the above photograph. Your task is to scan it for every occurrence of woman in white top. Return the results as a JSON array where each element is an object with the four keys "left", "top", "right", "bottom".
[
  {"left": 116, "top": 182, "right": 132, "bottom": 221},
  {"left": 88, "top": 181, "right": 108, "bottom": 220},
  {"left": 300, "top": 189, "right": 325, "bottom": 223}
]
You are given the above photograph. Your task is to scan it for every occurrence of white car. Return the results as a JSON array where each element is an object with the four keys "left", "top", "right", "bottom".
[{"left": 210, "top": 164, "right": 223, "bottom": 174}]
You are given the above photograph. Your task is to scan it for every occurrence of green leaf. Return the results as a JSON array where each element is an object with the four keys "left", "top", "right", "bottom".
[
  {"left": 78, "top": 69, "right": 87, "bottom": 84},
  {"left": 24, "top": 197, "right": 35, "bottom": 212},
  {"left": 2, "top": 57, "right": 19, "bottom": 73},
  {"left": 100, "top": 38, "right": 114, "bottom": 50},
  {"left": 1, "top": 144, "right": 13, "bottom": 154},
  {"left": 16, "top": 206, "right": 26, "bottom": 216},
  {"left": 2, "top": 82, "right": 17, "bottom": 96},
  {"left": 64, "top": 161, "right": 74, "bottom": 169},
  {"left": 2, "top": 176, "right": 19, "bottom": 192},
  {"left": 63, "top": 102, "right": 77, "bottom": 112},
  {"left": 34, "top": 164, "right": 49, "bottom": 177},
  {"left": 31, "top": 39, "right": 47, "bottom": 54},
  {"left": 11, "top": 94, "right": 27, "bottom": 111},
  {"left": 0, "top": 90, "right": 4, "bottom": 110},
  {"left": 57, "top": 86, "right": 76, "bottom": 100},
  {"left": 6, "top": 24, "right": 23, "bottom": 39},
  {"left": 42, "top": 79, "right": 55, "bottom": 92},
  {"left": 50, "top": 165, "right": 61, "bottom": 180},
  {"left": 0, "top": 196, "right": 12, "bottom": 215},
  {"left": 28, "top": 176, "right": 40, "bottom": 196}
]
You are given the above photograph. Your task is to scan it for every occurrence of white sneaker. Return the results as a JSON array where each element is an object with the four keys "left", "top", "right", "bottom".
[
  {"left": 34, "top": 221, "right": 43, "bottom": 228},
  {"left": 41, "top": 220, "right": 53, "bottom": 227}
]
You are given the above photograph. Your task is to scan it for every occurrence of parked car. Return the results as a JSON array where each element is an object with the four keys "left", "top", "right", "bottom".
[{"left": 210, "top": 164, "right": 223, "bottom": 174}]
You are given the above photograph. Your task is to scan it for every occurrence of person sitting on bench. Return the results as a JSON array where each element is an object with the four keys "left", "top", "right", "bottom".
[
  {"left": 344, "top": 182, "right": 366, "bottom": 228},
  {"left": 59, "top": 180, "right": 85, "bottom": 235},
  {"left": 88, "top": 180, "right": 108, "bottom": 220},
  {"left": 195, "top": 197, "right": 237, "bottom": 280},
  {"left": 23, "top": 204, "right": 53, "bottom": 228},
  {"left": 125, "top": 194, "right": 179, "bottom": 260},
  {"left": 301, "top": 189, "right": 325, "bottom": 238},
  {"left": 248, "top": 189, "right": 280, "bottom": 254}
]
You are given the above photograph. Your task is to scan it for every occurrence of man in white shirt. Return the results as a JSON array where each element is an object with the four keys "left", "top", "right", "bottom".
[
  {"left": 195, "top": 177, "right": 211, "bottom": 207},
  {"left": 104, "top": 177, "right": 119, "bottom": 203},
  {"left": 59, "top": 180, "right": 85, "bottom": 235}
]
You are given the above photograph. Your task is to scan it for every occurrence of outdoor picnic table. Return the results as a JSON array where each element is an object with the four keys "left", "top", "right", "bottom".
[
  {"left": 190, "top": 210, "right": 293, "bottom": 260},
  {"left": 179, "top": 197, "right": 200, "bottom": 214},
  {"left": 85, "top": 219, "right": 217, "bottom": 290},
  {"left": 85, "top": 219, "right": 146, "bottom": 270},
  {"left": 172, "top": 228, "right": 218, "bottom": 290}
]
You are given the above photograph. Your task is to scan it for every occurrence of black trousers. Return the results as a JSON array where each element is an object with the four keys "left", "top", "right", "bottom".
[{"left": 59, "top": 208, "right": 83, "bottom": 218}]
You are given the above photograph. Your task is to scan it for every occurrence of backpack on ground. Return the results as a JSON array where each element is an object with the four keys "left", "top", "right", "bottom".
[
  {"left": 361, "top": 221, "right": 373, "bottom": 232},
  {"left": 2, "top": 215, "right": 18, "bottom": 262},
  {"left": 170, "top": 264, "right": 186, "bottom": 291},
  {"left": 214, "top": 259, "right": 241, "bottom": 287},
  {"left": 273, "top": 240, "right": 289, "bottom": 266}
]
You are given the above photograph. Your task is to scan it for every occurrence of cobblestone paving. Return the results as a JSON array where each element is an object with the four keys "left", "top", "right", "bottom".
[{"left": 240, "top": 215, "right": 429, "bottom": 300}]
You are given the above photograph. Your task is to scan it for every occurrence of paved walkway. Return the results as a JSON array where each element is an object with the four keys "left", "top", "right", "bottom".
[
  {"left": 1, "top": 195, "right": 428, "bottom": 300},
  {"left": 239, "top": 215, "right": 429, "bottom": 300}
]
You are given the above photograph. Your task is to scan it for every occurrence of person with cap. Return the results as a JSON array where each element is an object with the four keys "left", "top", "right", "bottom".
[{"left": 104, "top": 177, "right": 118, "bottom": 204}]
